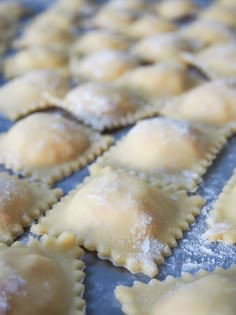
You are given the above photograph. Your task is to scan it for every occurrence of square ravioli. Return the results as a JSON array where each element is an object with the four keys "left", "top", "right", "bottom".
[
  {"left": 0, "top": 232, "right": 85, "bottom": 315},
  {"left": 72, "top": 29, "right": 129, "bottom": 56},
  {"left": 0, "top": 69, "right": 69, "bottom": 120},
  {"left": 0, "top": 112, "right": 113, "bottom": 185},
  {"left": 4, "top": 47, "right": 69, "bottom": 78},
  {"left": 204, "top": 171, "right": 236, "bottom": 244},
  {"left": 92, "top": 6, "right": 139, "bottom": 32},
  {"left": 200, "top": 4, "right": 236, "bottom": 28},
  {"left": 154, "top": 0, "right": 199, "bottom": 20},
  {"left": 69, "top": 50, "right": 139, "bottom": 83},
  {"left": 115, "top": 266, "right": 236, "bottom": 315},
  {"left": 90, "top": 117, "right": 230, "bottom": 191},
  {"left": 31, "top": 169, "right": 204, "bottom": 277},
  {"left": 124, "top": 14, "right": 176, "bottom": 39},
  {"left": 14, "top": 24, "right": 75, "bottom": 50},
  {"left": 115, "top": 61, "right": 200, "bottom": 98},
  {"left": 0, "top": 172, "right": 62, "bottom": 244},
  {"left": 161, "top": 80, "right": 236, "bottom": 126},
  {"left": 180, "top": 19, "right": 235, "bottom": 47},
  {"left": 47, "top": 82, "right": 159, "bottom": 131},
  {"left": 132, "top": 32, "right": 199, "bottom": 64},
  {"left": 183, "top": 42, "right": 236, "bottom": 79}
]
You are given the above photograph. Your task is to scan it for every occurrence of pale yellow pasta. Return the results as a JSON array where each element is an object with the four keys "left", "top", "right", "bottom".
[
  {"left": 161, "top": 80, "right": 236, "bottom": 125},
  {"left": 115, "top": 61, "right": 199, "bottom": 97},
  {"left": 0, "top": 233, "right": 85, "bottom": 315},
  {"left": 155, "top": 0, "right": 199, "bottom": 20},
  {"left": 0, "top": 69, "right": 69, "bottom": 120},
  {"left": 205, "top": 171, "right": 236, "bottom": 244},
  {"left": 91, "top": 117, "right": 230, "bottom": 191},
  {"left": 70, "top": 50, "right": 138, "bottom": 82},
  {"left": 48, "top": 82, "right": 157, "bottom": 130},
  {"left": 115, "top": 266, "right": 236, "bottom": 315},
  {"left": 32, "top": 169, "right": 204, "bottom": 277},
  {"left": 0, "top": 112, "right": 113, "bottom": 185},
  {"left": 0, "top": 172, "right": 62, "bottom": 244},
  {"left": 72, "top": 30, "right": 129, "bottom": 56},
  {"left": 4, "top": 47, "right": 68, "bottom": 78}
]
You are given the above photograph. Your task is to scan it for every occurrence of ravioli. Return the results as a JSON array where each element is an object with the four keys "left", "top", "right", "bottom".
[
  {"left": 126, "top": 14, "right": 176, "bottom": 38},
  {"left": 200, "top": 4, "right": 236, "bottom": 27},
  {"left": 0, "top": 172, "right": 62, "bottom": 244},
  {"left": 0, "top": 232, "right": 85, "bottom": 315},
  {"left": 183, "top": 42, "right": 236, "bottom": 79},
  {"left": 47, "top": 82, "right": 158, "bottom": 130},
  {"left": 205, "top": 171, "right": 236, "bottom": 244},
  {"left": 0, "top": 70, "right": 69, "bottom": 120},
  {"left": 161, "top": 80, "right": 236, "bottom": 125},
  {"left": 70, "top": 50, "right": 138, "bottom": 82},
  {"left": 72, "top": 30, "right": 129, "bottom": 56},
  {"left": 116, "top": 61, "right": 200, "bottom": 98},
  {"left": 133, "top": 32, "right": 198, "bottom": 63},
  {"left": 93, "top": 6, "right": 138, "bottom": 31},
  {"left": 115, "top": 267, "right": 236, "bottom": 315},
  {"left": 14, "top": 25, "right": 75, "bottom": 50},
  {"left": 4, "top": 47, "right": 69, "bottom": 78},
  {"left": 90, "top": 117, "right": 230, "bottom": 191},
  {"left": 181, "top": 19, "right": 235, "bottom": 47},
  {"left": 154, "top": 0, "right": 199, "bottom": 20},
  {"left": 32, "top": 169, "right": 204, "bottom": 277},
  {"left": 0, "top": 112, "right": 113, "bottom": 185}
]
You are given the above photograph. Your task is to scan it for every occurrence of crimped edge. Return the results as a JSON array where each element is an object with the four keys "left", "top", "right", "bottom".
[
  {"left": 160, "top": 78, "right": 236, "bottom": 126},
  {"left": 0, "top": 171, "right": 63, "bottom": 245},
  {"left": 204, "top": 169, "right": 236, "bottom": 244},
  {"left": 0, "top": 232, "right": 86, "bottom": 315},
  {"left": 90, "top": 121, "right": 231, "bottom": 192},
  {"left": 31, "top": 169, "right": 204, "bottom": 277},
  {"left": 115, "top": 265, "right": 236, "bottom": 315},
  {"left": 181, "top": 52, "right": 221, "bottom": 79},
  {"left": 46, "top": 93, "right": 162, "bottom": 131},
  {"left": 0, "top": 125, "right": 113, "bottom": 186}
]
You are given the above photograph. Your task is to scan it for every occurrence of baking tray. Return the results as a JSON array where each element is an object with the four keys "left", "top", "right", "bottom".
[{"left": 1, "top": 1, "right": 236, "bottom": 314}]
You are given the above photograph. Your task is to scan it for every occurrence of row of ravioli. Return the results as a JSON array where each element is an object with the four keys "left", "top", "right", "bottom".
[
  {"left": 1, "top": 0, "right": 236, "bottom": 314},
  {"left": 1, "top": 123, "right": 236, "bottom": 314},
  {"left": 1, "top": 0, "right": 236, "bottom": 83},
  {"left": 0, "top": 0, "right": 236, "bottom": 130}
]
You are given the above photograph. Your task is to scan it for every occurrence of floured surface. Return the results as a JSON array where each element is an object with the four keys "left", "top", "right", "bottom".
[{"left": 2, "top": 0, "right": 236, "bottom": 315}]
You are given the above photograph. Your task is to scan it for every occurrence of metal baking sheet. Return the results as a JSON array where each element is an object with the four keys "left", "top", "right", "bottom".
[{"left": 1, "top": 1, "right": 236, "bottom": 314}]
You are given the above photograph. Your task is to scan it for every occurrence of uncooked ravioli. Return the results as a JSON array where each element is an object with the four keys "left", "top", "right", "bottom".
[{"left": 32, "top": 169, "right": 204, "bottom": 277}]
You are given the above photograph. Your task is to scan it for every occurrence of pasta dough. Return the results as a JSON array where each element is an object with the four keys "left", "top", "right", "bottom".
[
  {"left": 91, "top": 117, "right": 230, "bottom": 191},
  {"left": 32, "top": 169, "right": 204, "bottom": 277},
  {"left": 0, "top": 69, "right": 69, "bottom": 120},
  {"left": 0, "top": 112, "right": 113, "bottom": 185},
  {"left": 70, "top": 50, "right": 138, "bottom": 82},
  {"left": 205, "top": 171, "right": 236, "bottom": 244},
  {"left": 181, "top": 19, "right": 235, "bottom": 47},
  {"left": 115, "top": 266, "right": 236, "bottom": 315},
  {"left": 133, "top": 32, "right": 198, "bottom": 63},
  {"left": 0, "top": 172, "right": 62, "bottom": 244},
  {"left": 0, "top": 232, "right": 85, "bottom": 315},
  {"left": 161, "top": 80, "right": 236, "bottom": 125},
  {"left": 115, "top": 62, "right": 200, "bottom": 98},
  {"left": 125, "top": 14, "right": 176, "bottom": 38},
  {"left": 47, "top": 82, "right": 158, "bottom": 130},
  {"left": 4, "top": 47, "right": 69, "bottom": 78},
  {"left": 72, "top": 30, "right": 129, "bottom": 56},
  {"left": 183, "top": 42, "right": 236, "bottom": 79},
  {"left": 154, "top": 0, "right": 199, "bottom": 20}
]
